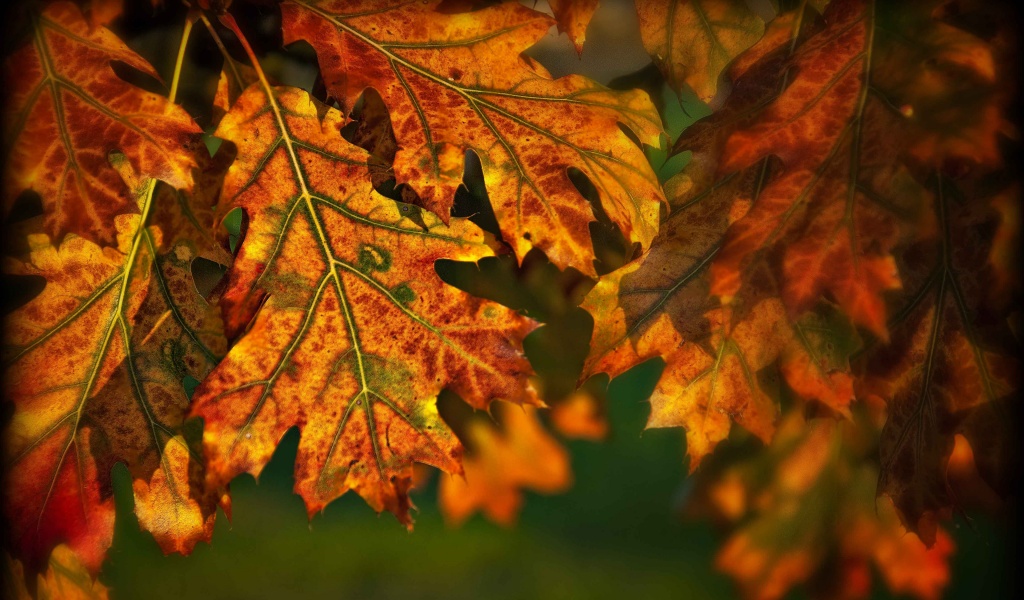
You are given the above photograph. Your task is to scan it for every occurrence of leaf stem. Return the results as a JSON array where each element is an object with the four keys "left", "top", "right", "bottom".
[
  {"left": 168, "top": 17, "right": 193, "bottom": 105},
  {"left": 198, "top": 14, "right": 246, "bottom": 90}
]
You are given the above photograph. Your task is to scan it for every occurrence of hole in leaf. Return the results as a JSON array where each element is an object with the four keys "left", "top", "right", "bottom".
[
  {"left": 222, "top": 207, "right": 245, "bottom": 254},
  {"left": 110, "top": 60, "right": 166, "bottom": 96},
  {"left": 436, "top": 389, "right": 479, "bottom": 452},
  {"left": 524, "top": 308, "right": 594, "bottom": 402},
  {"left": 191, "top": 257, "right": 228, "bottom": 298},
  {"left": 182, "top": 375, "right": 201, "bottom": 399}
]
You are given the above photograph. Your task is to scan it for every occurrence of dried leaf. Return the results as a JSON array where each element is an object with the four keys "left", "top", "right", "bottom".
[
  {"left": 583, "top": 163, "right": 857, "bottom": 469},
  {"left": 280, "top": 0, "right": 664, "bottom": 276},
  {"left": 703, "top": 412, "right": 955, "bottom": 600},
  {"left": 5, "top": 544, "right": 109, "bottom": 600},
  {"left": 635, "top": 0, "right": 765, "bottom": 101},
  {"left": 3, "top": 158, "right": 228, "bottom": 572},
  {"left": 3, "top": 2, "right": 201, "bottom": 246},
  {"left": 548, "top": 0, "right": 599, "bottom": 54},
  {"left": 191, "top": 81, "right": 535, "bottom": 526},
  {"left": 439, "top": 402, "right": 570, "bottom": 526},
  {"left": 860, "top": 179, "right": 1019, "bottom": 543},
  {"left": 711, "top": 0, "right": 1007, "bottom": 339}
]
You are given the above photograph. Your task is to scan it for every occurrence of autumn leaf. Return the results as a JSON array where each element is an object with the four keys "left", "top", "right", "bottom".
[
  {"left": 582, "top": 160, "right": 858, "bottom": 469},
  {"left": 279, "top": 0, "right": 664, "bottom": 276},
  {"left": 550, "top": 388, "right": 607, "bottom": 441},
  {"left": 342, "top": 89, "right": 421, "bottom": 206},
  {"left": 6, "top": 544, "right": 109, "bottom": 600},
  {"left": 988, "top": 185, "right": 1021, "bottom": 299},
  {"left": 576, "top": 2, "right": 1015, "bottom": 534},
  {"left": 3, "top": 155, "right": 229, "bottom": 573},
  {"left": 3, "top": 2, "right": 202, "bottom": 246},
  {"left": 700, "top": 411, "right": 954, "bottom": 600},
  {"left": 634, "top": 0, "right": 765, "bottom": 102},
  {"left": 189, "top": 42, "right": 535, "bottom": 523},
  {"left": 859, "top": 178, "right": 1019, "bottom": 544},
  {"left": 439, "top": 402, "right": 570, "bottom": 526},
  {"left": 83, "top": 0, "right": 124, "bottom": 27},
  {"left": 548, "top": 0, "right": 599, "bottom": 54},
  {"left": 710, "top": 0, "right": 1009, "bottom": 339},
  {"left": 210, "top": 55, "right": 258, "bottom": 129}
]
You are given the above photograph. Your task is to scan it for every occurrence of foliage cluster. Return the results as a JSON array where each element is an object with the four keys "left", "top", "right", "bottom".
[{"left": 1, "top": 0, "right": 1019, "bottom": 598}]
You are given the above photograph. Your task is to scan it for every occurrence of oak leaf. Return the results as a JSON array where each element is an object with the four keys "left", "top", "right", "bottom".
[
  {"left": 83, "top": 0, "right": 123, "bottom": 27},
  {"left": 860, "top": 180, "right": 1019, "bottom": 544},
  {"left": 583, "top": 163, "right": 857, "bottom": 469},
  {"left": 438, "top": 402, "right": 570, "bottom": 526},
  {"left": 548, "top": 0, "right": 599, "bottom": 54},
  {"left": 550, "top": 388, "right": 607, "bottom": 441},
  {"left": 190, "top": 79, "right": 534, "bottom": 525},
  {"left": 5, "top": 544, "right": 109, "bottom": 600},
  {"left": 702, "top": 412, "right": 954, "bottom": 600},
  {"left": 280, "top": 0, "right": 664, "bottom": 276},
  {"left": 710, "top": 0, "right": 1008, "bottom": 339},
  {"left": 642, "top": 0, "right": 1016, "bottom": 534},
  {"left": 634, "top": 0, "right": 765, "bottom": 101},
  {"left": 3, "top": 157, "right": 229, "bottom": 573},
  {"left": 3, "top": 2, "right": 202, "bottom": 246}
]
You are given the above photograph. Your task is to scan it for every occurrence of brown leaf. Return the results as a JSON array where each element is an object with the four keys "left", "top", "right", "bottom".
[
  {"left": 702, "top": 411, "right": 955, "bottom": 600},
  {"left": 635, "top": 0, "right": 766, "bottom": 101},
  {"left": 710, "top": 0, "right": 1009, "bottom": 340},
  {"left": 860, "top": 179, "right": 1019, "bottom": 543},
  {"left": 3, "top": 157, "right": 228, "bottom": 573},
  {"left": 280, "top": 0, "right": 664, "bottom": 276},
  {"left": 3, "top": 2, "right": 201, "bottom": 246},
  {"left": 583, "top": 162, "right": 857, "bottom": 469}
]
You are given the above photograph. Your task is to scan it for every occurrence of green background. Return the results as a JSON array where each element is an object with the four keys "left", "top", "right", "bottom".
[{"left": 103, "top": 360, "right": 1014, "bottom": 599}]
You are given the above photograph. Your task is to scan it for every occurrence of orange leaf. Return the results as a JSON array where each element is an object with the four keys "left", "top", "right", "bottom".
[
  {"left": 548, "top": 0, "right": 599, "bottom": 54},
  {"left": 703, "top": 412, "right": 955, "bottom": 600},
  {"left": 583, "top": 161, "right": 857, "bottom": 468},
  {"left": 3, "top": 2, "right": 201, "bottom": 246},
  {"left": 550, "top": 389, "right": 607, "bottom": 441},
  {"left": 190, "top": 79, "right": 535, "bottom": 526},
  {"left": 83, "top": 0, "right": 123, "bottom": 27},
  {"left": 280, "top": 0, "right": 664, "bottom": 276},
  {"left": 3, "top": 157, "right": 229, "bottom": 573},
  {"left": 635, "top": 0, "right": 765, "bottom": 101},
  {"left": 6, "top": 544, "right": 109, "bottom": 600},
  {"left": 709, "top": 0, "right": 1009, "bottom": 339},
  {"left": 439, "top": 402, "right": 570, "bottom": 526}
]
